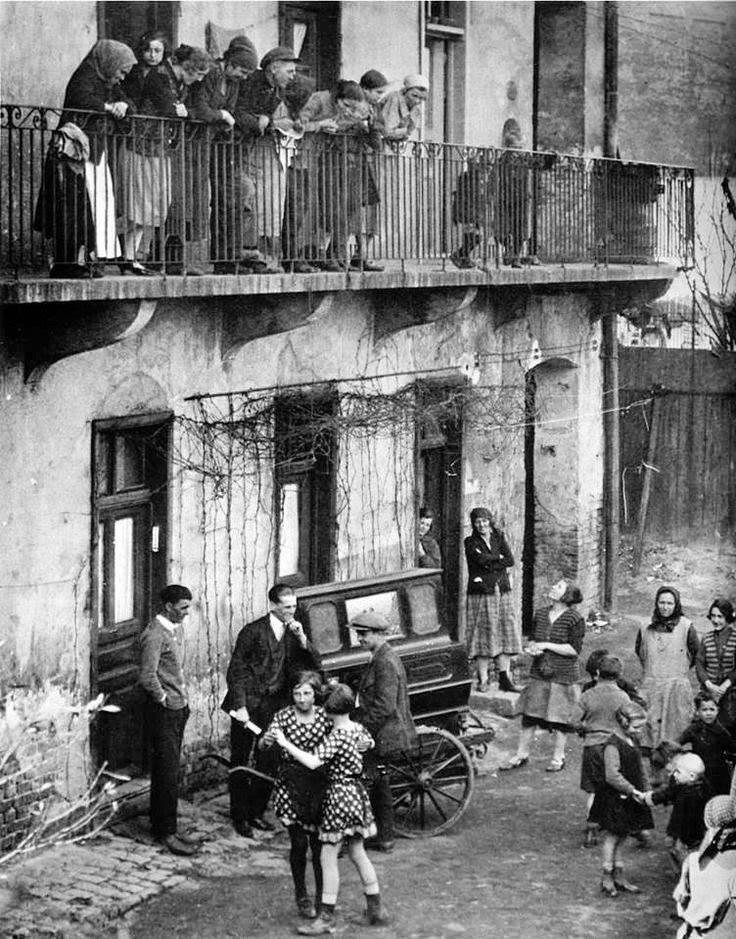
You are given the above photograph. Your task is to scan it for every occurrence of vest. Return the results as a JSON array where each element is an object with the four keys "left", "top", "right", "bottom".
[{"left": 701, "top": 627, "right": 736, "bottom": 683}]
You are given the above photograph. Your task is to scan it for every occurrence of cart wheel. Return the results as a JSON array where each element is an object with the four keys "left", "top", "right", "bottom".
[{"left": 387, "top": 726, "right": 475, "bottom": 838}]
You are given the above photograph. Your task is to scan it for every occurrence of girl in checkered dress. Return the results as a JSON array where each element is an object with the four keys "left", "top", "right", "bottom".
[{"left": 272, "top": 683, "right": 389, "bottom": 935}]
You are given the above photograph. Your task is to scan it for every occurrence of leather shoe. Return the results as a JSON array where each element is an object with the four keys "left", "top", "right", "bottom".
[
  {"left": 250, "top": 815, "right": 275, "bottom": 832},
  {"left": 175, "top": 830, "right": 200, "bottom": 846},
  {"left": 159, "top": 834, "right": 198, "bottom": 856},
  {"left": 234, "top": 820, "right": 254, "bottom": 838},
  {"left": 364, "top": 838, "right": 394, "bottom": 853}
]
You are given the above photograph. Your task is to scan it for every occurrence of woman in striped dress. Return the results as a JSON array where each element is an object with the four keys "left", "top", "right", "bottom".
[
  {"left": 464, "top": 506, "right": 522, "bottom": 692},
  {"left": 696, "top": 598, "right": 736, "bottom": 732},
  {"left": 501, "top": 580, "right": 585, "bottom": 772}
]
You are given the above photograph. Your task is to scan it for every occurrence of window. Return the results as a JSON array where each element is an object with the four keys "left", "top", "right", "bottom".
[
  {"left": 279, "top": 2, "right": 340, "bottom": 91},
  {"left": 274, "top": 392, "right": 337, "bottom": 586},
  {"left": 98, "top": 1, "right": 179, "bottom": 50},
  {"left": 424, "top": 2, "right": 465, "bottom": 144}
]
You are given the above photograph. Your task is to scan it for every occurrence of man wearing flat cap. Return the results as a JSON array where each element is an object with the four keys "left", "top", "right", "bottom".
[
  {"left": 380, "top": 73, "right": 429, "bottom": 142},
  {"left": 233, "top": 46, "right": 302, "bottom": 271},
  {"left": 351, "top": 610, "right": 417, "bottom": 852}
]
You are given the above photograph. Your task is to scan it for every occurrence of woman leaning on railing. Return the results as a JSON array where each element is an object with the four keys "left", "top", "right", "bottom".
[{"left": 33, "top": 39, "right": 137, "bottom": 278}]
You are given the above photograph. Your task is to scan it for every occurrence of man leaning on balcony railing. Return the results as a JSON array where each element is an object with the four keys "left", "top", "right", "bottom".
[
  {"left": 33, "top": 40, "right": 137, "bottom": 278},
  {"left": 231, "top": 45, "right": 304, "bottom": 274}
]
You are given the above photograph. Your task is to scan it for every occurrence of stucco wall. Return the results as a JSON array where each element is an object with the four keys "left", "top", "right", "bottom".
[
  {"left": 340, "top": 0, "right": 420, "bottom": 85},
  {"left": 464, "top": 0, "right": 535, "bottom": 149}
]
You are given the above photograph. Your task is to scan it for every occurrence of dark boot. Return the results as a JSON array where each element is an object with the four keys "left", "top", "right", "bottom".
[
  {"left": 600, "top": 868, "right": 618, "bottom": 898},
  {"left": 365, "top": 893, "right": 390, "bottom": 926},
  {"left": 498, "top": 671, "right": 522, "bottom": 693}
]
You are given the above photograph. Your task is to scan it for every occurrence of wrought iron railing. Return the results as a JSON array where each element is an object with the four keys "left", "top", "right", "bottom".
[{"left": 1, "top": 104, "right": 694, "bottom": 278}]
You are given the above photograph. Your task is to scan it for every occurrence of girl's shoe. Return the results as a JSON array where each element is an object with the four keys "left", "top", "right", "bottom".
[
  {"left": 612, "top": 868, "right": 641, "bottom": 894},
  {"left": 297, "top": 897, "right": 317, "bottom": 919},
  {"left": 600, "top": 871, "right": 618, "bottom": 898},
  {"left": 545, "top": 757, "right": 566, "bottom": 772},
  {"left": 499, "top": 755, "right": 529, "bottom": 771},
  {"left": 297, "top": 912, "right": 335, "bottom": 935}
]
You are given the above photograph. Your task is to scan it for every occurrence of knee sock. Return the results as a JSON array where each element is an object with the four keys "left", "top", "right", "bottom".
[
  {"left": 309, "top": 831, "right": 323, "bottom": 900},
  {"left": 288, "top": 825, "right": 309, "bottom": 899}
]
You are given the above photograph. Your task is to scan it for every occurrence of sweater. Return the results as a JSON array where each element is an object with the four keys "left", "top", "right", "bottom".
[{"left": 139, "top": 615, "right": 187, "bottom": 709}]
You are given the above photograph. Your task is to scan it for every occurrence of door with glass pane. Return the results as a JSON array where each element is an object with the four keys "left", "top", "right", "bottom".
[{"left": 91, "top": 417, "right": 170, "bottom": 774}]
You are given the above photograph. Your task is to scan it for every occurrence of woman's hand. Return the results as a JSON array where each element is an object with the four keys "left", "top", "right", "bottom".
[
  {"left": 175, "top": 102, "right": 188, "bottom": 118},
  {"left": 320, "top": 118, "right": 338, "bottom": 134},
  {"left": 220, "top": 109, "right": 235, "bottom": 128},
  {"left": 106, "top": 101, "right": 128, "bottom": 119},
  {"left": 260, "top": 728, "right": 276, "bottom": 747},
  {"left": 272, "top": 727, "right": 288, "bottom": 748},
  {"left": 706, "top": 680, "right": 724, "bottom": 701}
]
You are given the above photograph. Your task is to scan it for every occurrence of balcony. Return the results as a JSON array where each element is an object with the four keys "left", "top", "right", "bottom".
[{"left": 1, "top": 104, "right": 693, "bottom": 305}]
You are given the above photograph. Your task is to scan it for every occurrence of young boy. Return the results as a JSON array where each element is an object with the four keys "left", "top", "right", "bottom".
[
  {"left": 643, "top": 752, "right": 711, "bottom": 868},
  {"left": 573, "top": 655, "right": 638, "bottom": 847},
  {"left": 678, "top": 693, "right": 736, "bottom": 795}
]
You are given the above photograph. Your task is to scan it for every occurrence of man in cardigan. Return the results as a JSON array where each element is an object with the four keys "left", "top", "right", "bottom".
[
  {"left": 351, "top": 611, "right": 417, "bottom": 852},
  {"left": 222, "top": 583, "right": 321, "bottom": 837},
  {"left": 139, "top": 584, "right": 198, "bottom": 856},
  {"left": 233, "top": 46, "right": 301, "bottom": 271}
]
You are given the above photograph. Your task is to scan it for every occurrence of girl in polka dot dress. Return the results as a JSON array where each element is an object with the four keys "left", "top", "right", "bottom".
[
  {"left": 260, "top": 671, "right": 332, "bottom": 921},
  {"left": 272, "top": 683, "right": 390, "bottom": 935}
]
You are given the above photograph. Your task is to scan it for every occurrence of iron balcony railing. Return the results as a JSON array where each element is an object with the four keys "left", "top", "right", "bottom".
[{"left": 1, "top": 104, "right": 695, "bottom": 278}]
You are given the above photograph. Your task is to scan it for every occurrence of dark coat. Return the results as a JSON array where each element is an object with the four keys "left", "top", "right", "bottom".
[
  {"left": 233, "top": 69, "right": 282, "bottom": 143},
  {"left": 464, "top": 528, "right": 514, "bottom": 595},
  {"left": 61, "top": 56, "right": 136, "bottom": 163},
  {"left": 221, "top": 614, "right": 321, "bottom": 723},
  {"left": 354, "top": 642, "right": 417, "bottom": 756}
]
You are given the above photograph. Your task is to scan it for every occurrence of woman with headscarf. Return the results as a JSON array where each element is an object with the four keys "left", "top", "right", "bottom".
[
  {"left": 696, "top": 598, "right": 736, "bottom": 732},
  {"left": 34, "top": 40, "right": 136, "bottom": 276},
  {"left": 500, "top": 579, "right": 585, "bottom": 772},
  {"left": 635, "top": 585, "right": 699, "bottom": 757},
  {"left": 673, "top": 782, "right": 736, "bottom": 939},
  {"left": 464, "top": 506, "right": 522, "bottom": 693}
]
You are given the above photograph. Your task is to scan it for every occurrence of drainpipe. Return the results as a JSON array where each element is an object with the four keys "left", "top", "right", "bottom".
[
  {"left": 602, "top": 3, "right": 620, "bottom": 610},
  {"left": 603, "top": 1, "right": 618, "bottom": 158}
]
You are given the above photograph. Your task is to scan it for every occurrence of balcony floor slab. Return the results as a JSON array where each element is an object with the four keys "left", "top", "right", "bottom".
[{"left": 0, "top": 261, "right": 678, "bottom": 306}]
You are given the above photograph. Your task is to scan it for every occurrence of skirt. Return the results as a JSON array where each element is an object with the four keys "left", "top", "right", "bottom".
[
  {"left": 318, "top": 778, "right": 376, "bottom": 844},
  {"left": 589, "top": 787, "right": 654, "bottom": 837},
  {"left": 272, "top": 763, "right": 329, "bottom": 831},
  {"left": 117, "top": 148, "right": 171, "bottom": 228},
  {"left": 84, "top": 154, "right": 119, "bottom": 259},
  {"left": 517, "top": 678, "right": 581, "bottom": 732},
  {"left": 466, "top": 590, "right": 522, "bottom": 659}
]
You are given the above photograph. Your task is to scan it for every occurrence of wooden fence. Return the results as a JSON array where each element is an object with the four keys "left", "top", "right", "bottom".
[{"left": 619, "top": 347, "right": 736, "bottom": 540}]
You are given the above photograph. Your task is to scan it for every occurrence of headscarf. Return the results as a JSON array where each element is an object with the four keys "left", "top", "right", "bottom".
[
  {"left": 90, "top": 40, "right": 136, "bottom": 85},
  {"left": 649, "top": 585, "right": 683, "bottom": 632}
]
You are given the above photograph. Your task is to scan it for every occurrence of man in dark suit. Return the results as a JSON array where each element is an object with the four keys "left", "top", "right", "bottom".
[
  {"left": 350, "top": 611, "right": 417, "bottom": 852},
  {"left": 222, "top": 582, "right": 320, "bottom": 837}
]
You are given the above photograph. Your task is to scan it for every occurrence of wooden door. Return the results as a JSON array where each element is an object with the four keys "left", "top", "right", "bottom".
[
  {"left": 279, "top": 1, "right": 340, "bottom": 91},
  {"left": 91, "top": 416, "right": 170, "bottom": 774}
]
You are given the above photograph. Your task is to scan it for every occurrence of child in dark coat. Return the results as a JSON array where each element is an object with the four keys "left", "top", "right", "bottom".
[
  {"left": 643, "top": 752, "right": 711, "bottom": 868},
  {"left": 588, "top": 701, "right": 654, "bottom": 897},
  {"left": 678, "top": 693, "right": 736, "bottom": 795}
]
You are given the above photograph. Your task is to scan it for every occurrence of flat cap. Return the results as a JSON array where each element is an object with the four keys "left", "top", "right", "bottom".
[
  {"left": 350, "top": 611, "right": 390, "bottom": 632},
  {"left": 260, "top": 46, "right": 300, "bottom": 70}
]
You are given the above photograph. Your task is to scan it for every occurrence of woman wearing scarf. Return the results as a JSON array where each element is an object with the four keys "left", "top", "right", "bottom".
[
  {"left": 63, "top": 41, "right": 136, "bottom": 265},
  {"left": 35, "top": 40, "right": 136, "bottom": 276},
  {"left": 635, "top": 585, "right": 699, "bottom": 757},
  {"left": 464, "top": 506, "right": 522, "bottom": 693}
]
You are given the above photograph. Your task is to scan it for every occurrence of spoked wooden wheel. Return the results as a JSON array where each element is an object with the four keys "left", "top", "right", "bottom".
[{"left": 387, "top": 726, "right": 475, "bottom": 838}]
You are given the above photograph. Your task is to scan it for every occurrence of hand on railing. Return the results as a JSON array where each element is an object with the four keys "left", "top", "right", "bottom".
[{"left": 104, "top": 101, "right": 129, "bottom": 120}]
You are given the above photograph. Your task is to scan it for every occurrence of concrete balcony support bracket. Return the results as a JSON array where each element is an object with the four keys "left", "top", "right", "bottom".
[
  {"left": 372, "top": 286, "right": 478, "bottom": 342},
  {"left": 219, "top": 293, "right": 329, "bottom": 366},
  {"left": 9, "top": 299, "right": 158, "bottom": 383}
]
